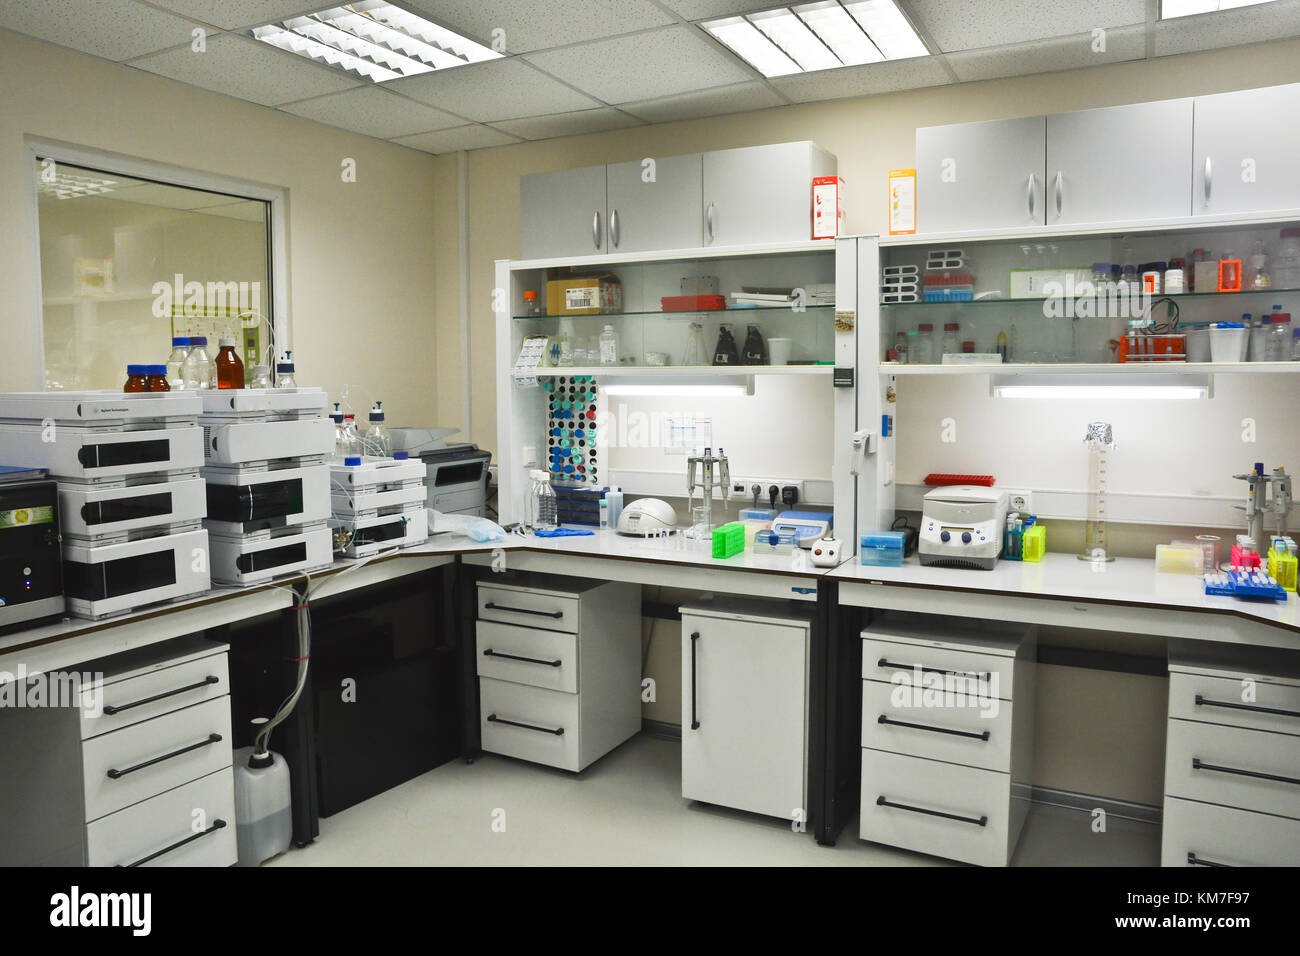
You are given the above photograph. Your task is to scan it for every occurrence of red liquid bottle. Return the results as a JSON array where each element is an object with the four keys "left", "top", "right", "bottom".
[
  {"left": 215, "top": 338, "right": 245, "bottom": 389},
  {"left": 124, "top": 365, "right": 149, "bottom": 393}
]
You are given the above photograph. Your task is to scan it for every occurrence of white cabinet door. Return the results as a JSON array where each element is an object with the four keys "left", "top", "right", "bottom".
[
  {"left": 606, "top": 154, "right": 703, "bottom": 254},
  {"left": 1193, "top": 83, "right": 1300, "bottom": 216},
  {"left": 1047, "top": 99, "right": 1194, "bottom": 226},
  {"left": 681, "top": 614, "right": 807, "bottom": 821},
  {"left": 519, "top": 164, "right": 607, "bottom": 259},
  {"left": 702, "top": 142, "right": 835, "bottom": 246},
  {"left": 915, "top": 116, "right": 1046, "bottom": 232}
]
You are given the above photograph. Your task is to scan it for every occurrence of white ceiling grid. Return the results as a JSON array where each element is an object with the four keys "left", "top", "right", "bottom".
[{"left": 0, "top": 0, "right": 1297, "bottom": 152}]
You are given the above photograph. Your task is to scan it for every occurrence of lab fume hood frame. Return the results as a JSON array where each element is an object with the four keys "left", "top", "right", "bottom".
[{"left": 493, "top": 236, "right": 891, "bottom": 546}]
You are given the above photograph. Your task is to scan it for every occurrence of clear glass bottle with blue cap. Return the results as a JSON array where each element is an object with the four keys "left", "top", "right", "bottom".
[
  {"left": 275, "top": 350, "right": 296, "bottom": 388},
  {"left": 166, "top": 336, "right": 189, "bottom": 390},
  {"left": 364, "top": 401, "right": 391, "bottom": 457}
]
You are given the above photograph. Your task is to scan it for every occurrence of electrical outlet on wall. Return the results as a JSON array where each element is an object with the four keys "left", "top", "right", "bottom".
[{"left": 1006, "top": 489, "right": 1033, "bottom": 513}]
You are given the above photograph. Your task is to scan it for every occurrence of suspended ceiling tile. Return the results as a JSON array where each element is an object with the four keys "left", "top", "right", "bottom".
[
  {"left": 524, "top": 25, "right": 755, "bottom": 105},
  {"left": 399, "top": 0, "right": 675, "bottom": 53},
  {"left": 387, "top": 57, "right": 600, "bottom": 122},
  {"left": 1153, "top": 1, "right": 1300, "bottom": 57},
  {"left": 129, "top": 32, "right": 362, "bottom": 106},
  {"left": 657, "top": 0, "right": 804, "bottom": 19},
  {"left": 948, "top": 25, "right": 1147, "bottom": 83},
  {"left": 492, "top": 108, "right": 645, "bottom": 141},
  {"left": 906, "top": 0, "right": 1148, "bottom": 53},
  {"left": 621, "top": 81, "right": 786, "bottom": 123},
  {"left": 142, "top": 0, "right": 323, "bottom": 31},
  {"left": 280, "top": 86, "right": 465, "bottom": 138},
  {"left": 390, "top": 124, "right": 524, "bottom": 153},
  {"left": 110, "top": 182, "right": 241, "bottom": 209},
  {"left": 769, "top": 55, "right": 951, "bottom": 102},
  {"left": 0, "top": 0, "right": 204, "bottom": 62}
]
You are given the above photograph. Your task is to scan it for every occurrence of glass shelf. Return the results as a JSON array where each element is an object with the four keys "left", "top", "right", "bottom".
[
  {"left": 512, "top": 303, "right": 835, "bottom": 320},
  {"left": 881, "top": 287, "right": 1300, "bottom": 308}
]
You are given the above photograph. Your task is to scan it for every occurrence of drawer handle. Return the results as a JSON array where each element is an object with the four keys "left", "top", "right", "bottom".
[
  {"left": 1187, "top": 851, "right": 1232, "bottom": 868},
  {"left": 877, "top": 714, "right": 990, "bottom": 741},
  {"left": 102, "top": 676, "right": 220, "bottom": 715},
  {"left": 1191, "top": 757, "right": 1300, "bottom": 787},
  {"left": 877, "top": 658, "right": 990, "bottom": 682},
  {"left": 690, "top": 631, "right": 700, "bottom": 730},
  {"left": 483, "top": 648, "right": 561, "bottom": 668},
  {"left": 106, "top": 733, "right": 223, "bottom": 779},
  {"left": 484, "top": 601, "right": 564, "bottom": 619},
  {"left": 116, "top": 819, "right": 227, "bottom": 867},
  {"left": 486, "top": 714, "right": 564, "bottom": 736},
  {"left": 876, "top": 795, "right": 987, "bottom": 827},
  {"left": 1194, "top": 694, "right": 1300, "bottom": 720}
]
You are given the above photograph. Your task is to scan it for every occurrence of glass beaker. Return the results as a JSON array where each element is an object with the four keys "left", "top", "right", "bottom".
[{"left": 1196, "top": 534, "right": 1221, "bottom": 574}]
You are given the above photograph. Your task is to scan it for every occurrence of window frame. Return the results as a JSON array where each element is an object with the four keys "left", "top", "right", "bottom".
[{"left": 23, "top": 136, "right": 290, "bottom": 390}]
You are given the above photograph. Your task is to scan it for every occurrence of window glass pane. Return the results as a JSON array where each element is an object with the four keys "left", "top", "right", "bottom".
[{"left": 36, "top": 160, "right": 271, "bottom": 390}]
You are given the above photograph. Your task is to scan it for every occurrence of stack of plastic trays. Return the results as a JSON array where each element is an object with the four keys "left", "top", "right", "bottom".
[
  {"left": 329, "top": 453, "right": 428, "bottom": 558},
  {"left": 0, "top": 391, "right": 210, "bottom": 619},
  {"left": 199, "top": 388, "right": 334, "bottom": 586},
  {"left": 881, "top": 264, "right": 919, "bottom": 304}
]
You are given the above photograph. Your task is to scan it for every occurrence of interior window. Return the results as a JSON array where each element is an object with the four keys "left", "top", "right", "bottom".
[{"left": 35, "top": 159, "right": 272, "bottom": 390}]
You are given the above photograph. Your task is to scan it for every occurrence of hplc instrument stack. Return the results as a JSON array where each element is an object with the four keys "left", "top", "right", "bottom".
[
  {"left": 199, "top": 388, "right": 334, "bottom": 585},
  {"left": 328, "top": 453, "right": 428, "bottom": 558},
  {"left": 0, "top": 391, "right": 211, "bottom": 619}
]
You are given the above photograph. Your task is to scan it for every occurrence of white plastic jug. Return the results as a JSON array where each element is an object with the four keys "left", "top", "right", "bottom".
[{"left": 232, "top": 737, "right": 292, "bottom": 867}]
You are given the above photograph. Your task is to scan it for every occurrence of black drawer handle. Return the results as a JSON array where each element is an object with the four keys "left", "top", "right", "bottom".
[
  {"left": 484, "top": 601, "right": 563, "bottom": 619},
  {"left": 876, "top": 795, "right": 988, "bottom": 827},
  {"left": 1192, "top": 757, "right": 1300, "bottom": 787},
  {"left": 102, "top": 676, "right": 220, "bottom": 715},
  {"left": 486, "top": 714, "right": 564, "bottom": 736},
  {"left": 1195, "top": 694, "right": 1300, "bottom": 720},
  {"left": 878, "top": 714, "right": 990, "bottom": 740},
  {"left": 117, "top": 819, "right": 227, "bottom": 867},
  {"left": 877, "top": 658, "right": 991, "bottom": 682},
  {"left": 106, "top": 733, "right": 223, "bottom": 779},
  {"left": 1187, "top": 852, "right": 1232, "bottom": 868},
  {"left": 690, "top": 631, "right": 700, "bottom": 730},
  {"left": 483, "top": 649, "right": 561, "bottom": 668}
]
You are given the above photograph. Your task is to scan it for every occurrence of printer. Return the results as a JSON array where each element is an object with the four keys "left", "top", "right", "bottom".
[{"left": 389, "top": 427, "right": 492, "bottom": 517}]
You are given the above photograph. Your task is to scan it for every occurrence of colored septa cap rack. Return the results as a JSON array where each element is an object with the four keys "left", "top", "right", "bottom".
[
  {"left": 1202, "top": 570, "right": 1288, "bottom": 602},
  {"left": 924, "top": 474, "right": 996, "bottom": 487}
]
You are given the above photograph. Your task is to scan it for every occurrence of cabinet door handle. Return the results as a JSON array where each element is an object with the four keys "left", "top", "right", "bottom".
[
  {"left": 592, "top": 210, "right": 602, "bottom": 250},
  {"left": 117, "top": 819, "right": 227, "bottom": 867},
  {"left": 609, "top": 208, "right": 620, "bottom": 248},
  {"left": 483, "top": 648, "right": 562, "bottom": 668},
  {"left": 705, "top": 201, "right": 715, "bottom": 244},
  {"left": 106, "top": 733, "right": 223, "bottom": 779},
  {"left": 1195, "top": 694, "right": 1300, "bottom": 720},
  {"left": 1053, "top": 171, "right": 1063, "bottom": 218},
  {"left": 1187, "top": 852, "right": 1232, "bottom": 868},
  {"left": 876, "top": 795, "right": 987, "bottom": 827},
  {"left": 1192, "top": 757, "right": 1300, "bottom": 787},
  {"left": 877, "top": 658, "right": 990, "bottom": 682},
  {"left": 1026, "top": 172, "right": 1036, "bottom": 219},
  {"left": 484, "top": 601, "right": 563, "bottom": 619},
  {"left": 102, "top": 676, "right": 220, "bottom": 715},
  {"left": 878, "top": 714, "right": 990, "bottom": 740},
  {"left": 1203, "top": 156, "right": 1212, "bottom": 205},
  {"left": 690, "top": 631, "right": 700, "bottom": 730},
  {"left": 486, "top": 713, "right": 564, "bottom": 736}
]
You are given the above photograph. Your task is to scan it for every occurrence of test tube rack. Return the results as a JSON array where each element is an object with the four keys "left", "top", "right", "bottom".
[{"left": 544, "top": 375, "right": 598, "bottom": 486}]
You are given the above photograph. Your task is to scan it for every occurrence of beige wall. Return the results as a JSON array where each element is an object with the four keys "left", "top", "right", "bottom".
[
  {"left": 0, "top": 28, "right": 440, "bottom": 427},
  {"left": 448, "top": 36, "right": 1300, "bottom": 456}
]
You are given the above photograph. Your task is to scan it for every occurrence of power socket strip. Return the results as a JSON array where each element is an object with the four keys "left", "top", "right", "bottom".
[{"left": 729, "top": 477, "right": 805, "bottom": 508}]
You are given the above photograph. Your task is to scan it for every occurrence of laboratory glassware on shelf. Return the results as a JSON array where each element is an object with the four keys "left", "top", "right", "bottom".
[{"left": 685, "top": 446, "right": 730, "bottom": 538}]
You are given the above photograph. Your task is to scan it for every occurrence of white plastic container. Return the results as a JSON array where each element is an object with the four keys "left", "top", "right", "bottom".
[
  {"left": 1209, "top": 323, "right": 1248, "bottom": 363},
  {"left": 606, "top": 487, "right": 623, "bottom": 528},
  {"left": 1183, "top": 326, "right": 1212, "bottom": 363},
  {"left": 232, "top": 739, "right": 292, "bottom": 867}
]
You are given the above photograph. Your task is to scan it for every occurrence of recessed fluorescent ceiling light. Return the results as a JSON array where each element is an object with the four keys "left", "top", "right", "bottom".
[
  {"left": 704, "top": 0, "right": 925, "bottom": 77},
  {"left": 993, "top": 385, "right": 1208, "bottom": 400},
  {"left": 1161, "top": 0, "right": 1278, "bottom": 18},
  {"left": 251, "top": 1, "right": 500, "bottom": 83}
]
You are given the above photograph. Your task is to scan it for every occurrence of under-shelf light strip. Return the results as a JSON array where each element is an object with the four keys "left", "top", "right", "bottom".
[{"left": 703, "top": 0, "right": 924, "bottom": 78}]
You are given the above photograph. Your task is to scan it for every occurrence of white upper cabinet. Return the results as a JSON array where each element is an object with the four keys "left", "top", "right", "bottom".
[
  {"left": 915, "top": 116, "right": 1047, "bottom": 233},
  {"left": 605, "top": 153, "right": 703, "bottom": 254},
  {"left": 519, "top": 164, "right": 608, "bottom": 259},
  {"left": 1193, "top": 83, "right": 1300, "bottom": 217},
  {"left": 701, "top": 142, "right": 836, "bottom": 247},
  {"left": 1046, "top": 99, "right": 1194, "bottom": 226}
]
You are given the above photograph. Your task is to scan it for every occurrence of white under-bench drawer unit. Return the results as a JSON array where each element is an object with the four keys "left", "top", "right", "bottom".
[
  {"left": 476, "top": 573, "right": 640, "bottom": 772},
  {"left": 1162, "top": 640, "right": 1300, "bottom": 867},
  {"left": 859, "top": 613, "right": 1036, "bottom": 867}
]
